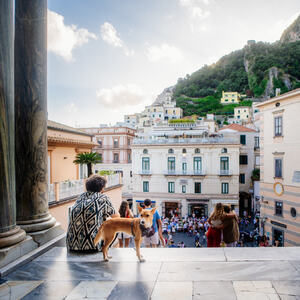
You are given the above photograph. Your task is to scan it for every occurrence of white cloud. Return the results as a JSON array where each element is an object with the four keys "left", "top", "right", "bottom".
[
  {"left": 48, "top": 10, "right": 97, "bottom": 62},
  {"left": 146, "top": 43, "right": 183, "bottom": 63},
  {"left": 96, "top": 84, "right": 144, "bottom": 109},
  {"left": 179, "top": 0, "right": 211, "bottom": 19},
  {"left": 100, "top": 22, "right": 133, "bottom": 56}
]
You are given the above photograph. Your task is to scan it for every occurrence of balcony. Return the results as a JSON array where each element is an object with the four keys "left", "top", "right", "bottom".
[
  {"left": 133, "top": 137, "right": 239, "bottom": 145},
  {"left": 164, "top": 170, "right": 206, "bottom": 176},
  {"left": 1, "top": 247, "right": 300, "bottom": 298},
  {"left": 139, "top": 169, "right": 152, "bottom": 175},
  {"left": 48, "top": 174, "right": 122, "bottom": 203},
  {"left": 219, "top": 169, "right": 233, "bottom": 176}
]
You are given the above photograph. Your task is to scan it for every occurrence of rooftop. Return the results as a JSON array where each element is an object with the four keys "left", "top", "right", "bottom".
[
  {"left": 1, "top": 247, "right": 300, "bottom": 299},
  {"left": 48, "top": 120, "right": 94, "bottom": 137},
  {"left": 219, "top": 124, "right": 257, "bottom": 132}
]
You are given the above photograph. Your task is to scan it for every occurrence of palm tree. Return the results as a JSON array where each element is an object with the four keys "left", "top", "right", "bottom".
[{"left": 73, "top": 152, "right": 102, "bottom": 177}]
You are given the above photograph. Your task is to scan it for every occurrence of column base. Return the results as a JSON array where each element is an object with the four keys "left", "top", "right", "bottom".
[
  {"left": 18, "top": 215, "right": 56, "bottom": 233},
  {"left": 27, "top": 222, "right": 65, "bottom": 246},
  {"left": 0, "top": 226, "right": 26, "bottom": 249}
]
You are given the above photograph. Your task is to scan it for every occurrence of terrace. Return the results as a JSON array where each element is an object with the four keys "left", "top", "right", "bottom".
[{"left": 1, "top": 247, "right": 300, "bottom": 299}]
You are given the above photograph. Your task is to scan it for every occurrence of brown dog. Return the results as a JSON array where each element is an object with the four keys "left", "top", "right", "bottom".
[{"left": 94, "top": 206, "right": 156, "bottom": 262}]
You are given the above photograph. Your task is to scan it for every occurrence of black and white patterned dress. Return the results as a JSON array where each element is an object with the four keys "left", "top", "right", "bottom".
[{"left": 66, "top": 192, "right": 115, "bottom": 251}]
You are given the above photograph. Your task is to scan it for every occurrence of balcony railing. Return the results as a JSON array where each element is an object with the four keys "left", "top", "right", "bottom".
[
  {"left": 163, "top": 169, "right": 206, "bottom": 176},
  {"left": 139, "top": 169, "right": 151, "bottom": 175},
  {"left": 48, "top": 174, "right": 121, "bottom": 203},
  {"left": 133, "top": 137, "right": 239, "bottom": 145},
  {"left": 219, "top": 169, "right": 232, "bottom": 176}
]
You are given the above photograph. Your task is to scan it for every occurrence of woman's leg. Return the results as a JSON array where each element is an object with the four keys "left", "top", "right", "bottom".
[
  {"left": 118, "top": 239, "right": 123, "bottom": 248},
  {"left": 206, "top": 228, "right": 213, "bottom": 247},
  {"left": 213, "top": 229, "right": 221, "bottom": 247},
  {"left": 124, "top": 238, "right": 130, "bottom": 247}
]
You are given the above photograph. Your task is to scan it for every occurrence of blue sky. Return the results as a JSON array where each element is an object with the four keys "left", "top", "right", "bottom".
[{"left": 47, "top": 0, "right": 300, "bottom": 127}]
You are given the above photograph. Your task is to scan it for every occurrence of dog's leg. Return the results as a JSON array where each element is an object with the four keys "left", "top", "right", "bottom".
[
  {"left": 135, "top": 237, "right": 145, "bottom": 262},
  {"left": 102, "top": 233, "right": 115, "bottom": 262}
]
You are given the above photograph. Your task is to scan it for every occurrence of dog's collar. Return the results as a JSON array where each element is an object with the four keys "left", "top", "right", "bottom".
[
  {"left": 139, "top": 223, "right": 151, "bottom": 237},
  {"left": 130, "top": 220, "right": 151, "bottom": 237}
]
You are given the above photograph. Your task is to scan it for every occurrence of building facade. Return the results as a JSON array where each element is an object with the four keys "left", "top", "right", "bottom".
[
  {"left": 47, "top": 121, "right": 96, "bottom": 183},
  {"left": 234, "top": 106, "right": 252, "bottom": 123},
  {"left": 221, "top": 91, "right": 241, "bottom": 104},
  {"left": 81, "top": 126, "right": 136, "bottom": 202},
  {"left": 219, "top": 124, "right": 260, "bottom": 215},
  {"left": 131, "top": 125, "right": 240, "bottom": 217},
  {"left": 257, "top": 89, "right": 300, "bottom": 247}
]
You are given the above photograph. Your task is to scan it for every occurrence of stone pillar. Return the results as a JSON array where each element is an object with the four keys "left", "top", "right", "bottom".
[
  {"left": 0, "top": 0, "right": 26, "bottom": 248},
  {"left": 15, "top": 0, "right": 56, "bottom": 233}
]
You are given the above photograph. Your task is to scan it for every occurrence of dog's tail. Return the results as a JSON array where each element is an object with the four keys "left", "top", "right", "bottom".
[{"left": 93, "top": 224, "right": 104, "bottom": 246}]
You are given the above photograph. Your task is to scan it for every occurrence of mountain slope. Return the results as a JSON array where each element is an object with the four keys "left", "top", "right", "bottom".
[{"left": 174, "top": 15, "right": 300, "bottom": 116}]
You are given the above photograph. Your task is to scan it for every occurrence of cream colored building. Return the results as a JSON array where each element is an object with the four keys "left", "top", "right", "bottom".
[
  {"left": 221, "top": 91, "right": 241, "bottom": 104},
  {"left": 47, "top": 120, "right": 96, "bottom": 183},
  {"left": 218, "top": 124, "right": 259, "bottom": 215},
  {"left": 234, "top": 106, "right": 251, "bottom": 123},
  {"left": 257, "top": 88, "right": 300, "bottom": 247},
  {"left": 131, "top": 125, "right": 240, "bottom": 217}
]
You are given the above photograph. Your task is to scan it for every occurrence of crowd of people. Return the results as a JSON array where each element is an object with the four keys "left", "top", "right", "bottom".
[{"left": 66, "top": 174, "right": 277, "bottom": 252}]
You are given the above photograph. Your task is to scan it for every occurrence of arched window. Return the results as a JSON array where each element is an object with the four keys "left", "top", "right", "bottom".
[
  {"left": 168, "top": 149, "right": 174, "bottom": 154},
  {"left": 182, "top": 148, "right": 187, "bottom": 154},
  {"left": 143, "top": 149, "right": 148, "bottom": 154},
  {"left": 221, "top": 148, "right": 227, "bottom": 153},
  {"left": 195, "top": 148, "right": 200, "bottom": 154}
]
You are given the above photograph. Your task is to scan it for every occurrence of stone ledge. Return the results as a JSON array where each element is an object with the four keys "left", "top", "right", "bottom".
[{"left": 0, "top": 233, "right": 65, "bottom": 277}]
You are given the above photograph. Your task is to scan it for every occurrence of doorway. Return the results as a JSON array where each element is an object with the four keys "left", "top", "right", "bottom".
[
  {"left": 164, "top": 202, "right": 180, "bottom": 218},
  {"left": 188, "top": 204, "right": 208, "bottom": 218},
  {"left": 272, "top": 227, "right": 284, "bottom": 247}
]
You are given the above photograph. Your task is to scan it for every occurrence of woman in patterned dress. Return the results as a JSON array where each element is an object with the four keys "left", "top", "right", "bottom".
[{"left": 66, "top": 175, "right": 119, "bottom": 252}]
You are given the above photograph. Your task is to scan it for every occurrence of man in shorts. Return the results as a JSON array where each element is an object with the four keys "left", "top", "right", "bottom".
[{"left": 143, "top": 199, "right": 165, "bottom": 247}]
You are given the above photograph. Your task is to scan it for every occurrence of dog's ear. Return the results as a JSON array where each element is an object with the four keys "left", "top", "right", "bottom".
[
  {"left": 138, "top": 206, "right": 143, "bottom": 214},
  {"left": 151, "top": 207, "right": 156, "bottom": 215}
]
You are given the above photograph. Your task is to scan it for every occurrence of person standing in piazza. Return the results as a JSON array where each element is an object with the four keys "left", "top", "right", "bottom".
[{"left": 142, "top": 199, "right": 165, "bottom": 247}]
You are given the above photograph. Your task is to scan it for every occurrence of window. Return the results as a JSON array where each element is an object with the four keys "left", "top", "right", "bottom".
[
  {"left": 127, "top": 138, "right": 131, "bottom": 145},
  {"left": 143, "top": 149, "right": 148, "bottom": 154},
  {"left": 254, "top": 136, "right": 260, "bottom": 148},
  {"left": 154, "top": 109, "right": 156, "bottom": 112},
  {"left": 97, "top": 139, "right": 102, "bottom": 147},
  {"left": 275, "top": 201, "right": 283, "bottom": 216},
  {"left": 275, "top": 158, "right": 282, "bottom": 178},
  {"left": 239, "top": 173, "right": 245, "bottom": 184},
  {"left": 195, "top": 182, "right": 201, "bottom": 193},
  {"left": 221, "top": 183, "right": 229, "bottom": 194},
  {"left": 143, "top": 181, "right": 149, "bottom": 192},
  {"left": 128, "top": 153, "right": 131, "bottom": 163},
  {"left": 195, "top": 148, "right": 200, "bottom": 154},
  {"left": 274, "top": 116, "right": 282, "bottom": 136},
  {"left": 168, "top": 182, "right": 175, "bottom": 193},
  {"left": 193, "top": 157, "right": 202, "bottom": 173},
  {"left": 182, "top": 148, "right": 187, "bottom": 153},
  {"left": 240, "top": 135, "right": 246, "bottom": 145},
  {"left": 182, "top": 185, "right": 186, "bottom": 193},
  {"left": 130, "top": 171, "right": 132, "bottom": 177},
  {"left": 113, "top": 138, "right": 119, "bottom": 148},
  {"left": 221, "top": 148, "right": 227, "bottom": 153},
  {"left": 98, "top": 153, "right": 102, "bottom": 162},
  {"left": 113, "top": 153, "right": 119, "bottom": 163},
  {"left": 168, "top": 157, "right": 176, "bottom": 171},
  {"left": 220, "top": 157, "right": 229, "bottom": 170},
  {"left": 240, "top": 155, "right": 248, "bottom": 165},
  {"left": 168, "top": 149, "right": 174, "bottom": 154},
  {"left": 182, "top": 162, "right": 187, "bottom": 174},
  {"left": 142, "top": 157, "right": 150, "bottom": 170}
]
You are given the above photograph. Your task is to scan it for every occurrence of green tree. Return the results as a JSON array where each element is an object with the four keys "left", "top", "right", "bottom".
[{"left": 73, "top": 152, "right": 102, "bottom": 177}]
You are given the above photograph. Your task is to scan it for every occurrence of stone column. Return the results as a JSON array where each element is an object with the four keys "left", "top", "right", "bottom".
[
  {"left": 0, "top": 0, "right": 26, "bottom": 248},
  {"left": 15, "top": 0, "right": 56, "bottom": 233}
]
